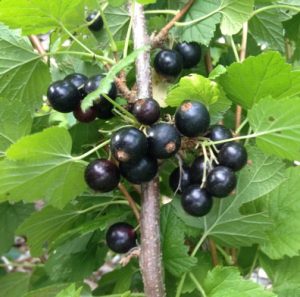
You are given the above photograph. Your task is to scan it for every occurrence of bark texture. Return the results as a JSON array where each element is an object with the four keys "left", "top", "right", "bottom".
[{"left": 131, "top": 2, "right": 166, "bottom": 297}]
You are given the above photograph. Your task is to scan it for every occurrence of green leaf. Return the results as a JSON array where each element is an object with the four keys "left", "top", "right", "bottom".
[
  {"left": 249, "top": 9, "right": 285, "bottom": 52},
  {"left": 218, "top": 51, "right": 300, "bottom": 109},
  {"left": 0, "top": 98, "right": 32, "bottom": 156},
  {"left": 55, "top": 284, "right": 82, "bottom": 297},
  {"left": 109, "top": 0, "right": 127, "bottom": 7},
  {"left": 172, "top": 0, "right": 221, "bottom": 46},
  {"left": 136, "top": 0, "right": 156, "bottom": 4},
  {"left": 220, "top": 0, "right": 254, "bottom": 35},
  {"left": 0, "top": 0, "right": 85, "bottom": 35},
  {"left": 260, "top": 253, "right": 300, "bottom": 297},
  {"left": 17, "top": 206, "right": 80, "bottom": 256},
  {"left": 0, "top": 127, "right": 87, "bottom": 208},
  {"left": 0, "top": 25, "right": 50, "bottom": 111},
  {"left": 259, "top": 167, "right": 300, "bottom": 259},
  {"left": 165, "top": 74, "right": 231, "bottom": 123},
  {"left": 160, "top": 204, "right": 197, "bottom": 277},
  {"left": 248, "top": 96, "right": 300, "bottom": 160},
  {"left": 0, "top": 202, "right": 34, "bottom": 254},
  {"left": 82, "top": 47, "right": 147, "bottom": 111},
  {"left": 24, "top": 284, "right": 70, "bottom": 297},
  {"left": 0, "top": 272, "right": 30, "bottom": 297},
  {"left": 203, "top": 266, "right": 275, "bottom": 297},
  {"left": 174, "top": 147, "right": 284, "bottom": 247},
  {"left": 95, "top": 5, "right": 130, "bottom": 48}
]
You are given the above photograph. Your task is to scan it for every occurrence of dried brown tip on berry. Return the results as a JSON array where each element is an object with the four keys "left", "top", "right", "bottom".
[
  {"left": 165, "top": 141, "right": 176, "bottom": 153},
  {"left": 116, "top": 150, "right": 130, "bottom": 162}
]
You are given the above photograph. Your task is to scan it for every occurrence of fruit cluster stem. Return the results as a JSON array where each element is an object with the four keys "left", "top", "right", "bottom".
[{"left": 131, "top": 2, "right": 166, "bottom": 297}]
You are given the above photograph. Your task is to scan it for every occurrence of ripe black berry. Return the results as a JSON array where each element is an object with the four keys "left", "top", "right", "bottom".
[
  {"left": 175, "top": 100, "right": 210, "bottom": 137},
  {"left": 175, "top": 42, "right": 201, "bottom": 69},
  {"left": 110, "top": 127, "right": 148, "bottom": 162},
  {"left": 169, "top": 165, "right": 191, "bottom": 194},
  {"left": 73, "top": 105, "right": 97, "bottom": 123},
  {"left": 206, "top": 166, "right": 237, "bottom": 198},
  {"left": 154, "top": 49, "right": 183, "bottom": 77},
  {"left": 209, "top": 125, "right": 233, "bottom": 148},
  {"left": 84, "top": 159, "right": 120, "bottom": 192},
  {"left": 47, "top": 80, "right": 82, "bottom": 113},
  {"left": 119, "top": 155, "right": 158, "bottom": 184},
  {"left": 84, "top": 75, "right": 117, "bottom": 100},
  {"left": 65, "top": 73, "right": 88, "bottom": 97},
  {"left": 181, "top": 185, "right": 213, "bottom": 217},
  {"left": 132, "top": 98, "right": 160, "bottom": 125},
  {"left": 106, "top": 222, "right": 137, "bottom": 253},
  {"left": 93, "top": 99, "right": 114, "bottom": 119},
  {"left": 147, "top": 123, "right": 181, "bottom": 159},
  {"left": 218, "top": 142, "right": 248, "bottom": 171},
  {"left": 86, "top": 12, "right": 104, "bottom": 32},
  {"left": 190, "top": 156, "right": 215, "bottom": 184}
]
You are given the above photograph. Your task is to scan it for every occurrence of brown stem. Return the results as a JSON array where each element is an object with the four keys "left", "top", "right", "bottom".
[
  {"left": 131, "top": 2, "right": 166, "bottom": 296},
  {"left": 204, "top": 48, "right": 213, "bottom": 75},
  {"left": 235, "top": 22, "right": 248, "bottom": 132},
  {"left": 29, "top": 35, "right": 48, "bottom": 62},
  {"left": 208, "top": 239, "right": 218, "bottom": 266},
  {"left": 118, "top": 183, "right": 140, "bottom": 221},
  {"left": 151, "top": 0, "right": 195, "bottom": 48}
]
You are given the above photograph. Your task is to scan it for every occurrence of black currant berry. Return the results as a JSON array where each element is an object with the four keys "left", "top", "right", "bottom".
[
  {"left": 190, "top": 156, "right": 215, "bottom": 184},
  {"left": 73, "top": 105, "right": 97, "bottom": 123},
  {"left": 175, "top": 42, "right": 201, "bottom": 69},
  {"left": 209, "top": 125, "right": 233, "bottom": 148},
  {"left": 84, "top": 159, "right": 120, "bottom": 192},
  {"left": 218, "top": 142, "right": 248, "bottom": 171},
  {"left": 181, "top": 185, "right": 213, "bottom": 217},
  {"left": 147, "top": 123, "right": 181, "bottom": 159},
  {"left": 169, "top": 165, "right": 191, "bottom": 194},
  {"left": 106, "top": 222, "right": 137, "bottom": 253},
  {"left": 154, "top": 49, "right": 183, "bottom": 77},
  {"left": 110, "top": 127, "right": 148, "bottom": 162},
  {"left": 86, "top": 12, "right": 104, "bottom": 32},
  {"left": 93, "top": 99, "right": 114, "bottom": 119},
  {"left": 132, "top": 98, "right": 160, "bottom": 125},
  {"left": 65, "top": 73, "right": 88, "bottom": 97},
  {"left": 175, "top": 100, "right": 210, "bottom": 137},
  {"left": 206, "top": 166, "right": 237, "bottom": 198},
  {"left": 119, "top": 155, "right": 158, "bottom": 184},
  {"left": 47, "top": 80, "right": 82, "bottom": 113},
  {"left": 84, "top": 75, "right": 117, "bottom": 100}
]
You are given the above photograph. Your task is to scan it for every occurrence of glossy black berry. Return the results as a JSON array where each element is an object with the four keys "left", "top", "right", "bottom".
[
  {"left": 47, "top": 80, "right": 82, "bottom": 113},
  {"left": 175, "top": 42, "right": 201, "bottom": 69},
  {"left": 181, "top": 185, "right": 213, "bottom": 217},
  {"left": 73, "top": 105, "right": 97, "bottom": 123},
  {"left": 64, "top": 73, "right": 88, "bottom": 97},
  {"left": 147, "top": 123, "right": 181, "bottom": 159},
  {"left": 218, "top": 142, "right": 248, "bottom": 171},
  {"left": 209, "top": 125, "right": 233, "bottom": 149},
  {"left": 154, "top": 49, "right": 183, "bottom": 77},
  {"left": 132, "top": 98, "right": 160, "bottom": 125},
  {"left": 84, "top": 75, "right": 117, "bottom": 100},
  {"left": 175, "top": 100, "right": 210, "bottom": 137},
  {"left": 93, "top": 99, "right": 114, "bottom": 119},
  {"left": 106, "top": 222, "right": 137, "bottom": 253},
  {"left": 206, "top": 166, "right": 237, "bottom": 198},
  {"left": 169, "top": 165, "right": 191, "bottom": 194},
  {"left": 110, "top": 127, "right": 148, "bottom": 163},
  {"left": 190, "top": 156, "right": 215, "bottom": 184},
  {"left": 119, "top": 155, "right": 158, "bottom": 184},
  {"left": 84, "top": 159, "right": 120, "bottom": 192},
  {"left": 86, "top": 12, "right": 104, "bottom": 32}
]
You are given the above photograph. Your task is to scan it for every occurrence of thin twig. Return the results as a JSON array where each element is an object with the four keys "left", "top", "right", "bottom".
[
  {"left": 208, "top": 239, "right": 218, "bottom": 266},
  {"left": 204, "top": 48, "right": 213, "bottom": 75},
  {"left": 151, "top": 0, "right": 195, "bottom": 48},
  {"left": 29, "top": 35, "right": 48, "bottom": 62},
  {"left": 118, "top": 183, "right": 140, "bottom": 221}
]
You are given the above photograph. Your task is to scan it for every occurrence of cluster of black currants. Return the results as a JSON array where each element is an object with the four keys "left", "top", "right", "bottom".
[
  {"left": 47, "top": 73, "right": 117, "bottom": 122},
  {"left": 169, "top": 122, "right": 248, "bottom": 217},
  {"left": 154, "top": 41, "right": 202, "bottom": 77}
]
